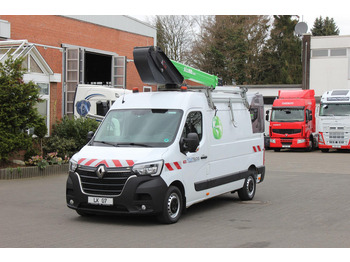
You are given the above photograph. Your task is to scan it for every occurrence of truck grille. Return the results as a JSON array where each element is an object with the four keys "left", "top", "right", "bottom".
[
  {"left": 77, "top": 166, "right": 135, "bottom": 196},
  {"left": 273, "top": 129, "right": 301, "bottom": 135},
  {"left": 281, "top": 138, "right": 293, "bottom": 145},
  {"left": 328, "top": 131, "right": 346, "bottom": 145}
]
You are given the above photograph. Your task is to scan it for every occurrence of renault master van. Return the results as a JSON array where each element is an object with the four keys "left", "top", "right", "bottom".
[{"left": 66, "top": 46, "right": 265, "bottom": 223}]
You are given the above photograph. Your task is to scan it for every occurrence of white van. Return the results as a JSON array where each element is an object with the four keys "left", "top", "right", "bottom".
[
  {"left": 66, "top": 46, "right": 265, "bottom": 223},
  {"left": 74, "top": 84, "right": 131, "bottom": 121}
]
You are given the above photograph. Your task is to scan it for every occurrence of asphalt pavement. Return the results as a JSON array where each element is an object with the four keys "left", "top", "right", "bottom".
[{"left": 0, "top": 149, "right": 350, "bottom": 248}]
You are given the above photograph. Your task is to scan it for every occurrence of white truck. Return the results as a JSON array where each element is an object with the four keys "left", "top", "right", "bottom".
[
  {"left": 74, "top": 84, "right": 131, "bottom": 121},
  {"left": 318, "top": 89, "right": 350, "bottom": 152},
  {"left": 66, "top": 46, "right": 265, "bottom": 223}
]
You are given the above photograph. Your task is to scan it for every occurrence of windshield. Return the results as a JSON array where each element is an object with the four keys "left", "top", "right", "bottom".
[
  {"left": 319, "top": 103, "right": 350, "bottom": 116},
  {"left": 271, "top": 108, "right": 304, "bottom": 122},
  {"left": 93, "top": 109, "right": 183, "bottom": 147}
]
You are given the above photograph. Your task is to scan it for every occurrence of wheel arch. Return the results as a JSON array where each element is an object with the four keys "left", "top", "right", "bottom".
[
  {"left": 248, "top": 164, "right": 258, "bottom": 178},
  {"left": 170, "top": 180, "right": 186, "bottom": 208}
]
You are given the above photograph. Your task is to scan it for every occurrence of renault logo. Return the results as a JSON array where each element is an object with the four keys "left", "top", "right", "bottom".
[{"left": 96, "top": 165, "right": 106, "bottom": 179}]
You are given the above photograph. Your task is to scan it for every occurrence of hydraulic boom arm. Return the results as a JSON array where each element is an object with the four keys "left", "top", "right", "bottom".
[{"left": 171, "top": 60, "right": 218, "bottom": 88}]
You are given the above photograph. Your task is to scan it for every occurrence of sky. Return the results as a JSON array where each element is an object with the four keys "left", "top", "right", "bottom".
[{"left": 3, "top": 0, "right": 350, "bottom": 35}]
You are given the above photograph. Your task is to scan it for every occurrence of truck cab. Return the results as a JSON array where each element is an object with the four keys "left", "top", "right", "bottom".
[
  {"left": 267, "top": 90, "right": 317, "bottom": 151},
  {"left": 318, "top": 89, "right": 350, "bottom": 152}
]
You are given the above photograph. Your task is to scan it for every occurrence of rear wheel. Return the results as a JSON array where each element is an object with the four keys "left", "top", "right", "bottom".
[
  {"left": 157, "top": 186, "right": 183, "bottom": 224},
  {"left": 238, "top": 174, "right": 256, "bottom": 201}
]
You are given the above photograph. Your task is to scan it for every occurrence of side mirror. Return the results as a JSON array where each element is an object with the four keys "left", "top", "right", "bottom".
[
  {"left": 180, "top": 132, "right": 199, "bottom": 153},
  {"left": 306, "top": 109, "right": 313, "bottom": 122},
  {"left": 265, "top": 110, "right": 270, "bottom": 121},
  {"left": 87, "top": 131, "right": 94, "bottom": 143}
]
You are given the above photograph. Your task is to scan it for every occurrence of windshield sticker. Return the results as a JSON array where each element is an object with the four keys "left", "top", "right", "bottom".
[
  {"left": 212, "top": 116, "right": 223, "bottom": 139},
  {"left": 164, "top": 138, "right": 169, "bottom": 143}
]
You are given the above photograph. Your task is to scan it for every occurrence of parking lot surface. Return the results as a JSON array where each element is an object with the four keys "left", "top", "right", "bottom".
[{"left": 0, "top": 150, "right": 350, "bottom": 248}]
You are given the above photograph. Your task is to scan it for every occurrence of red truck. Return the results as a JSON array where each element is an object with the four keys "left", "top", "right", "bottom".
[{"left": 266, "top": 89, "right": 317, "bottom": 151}]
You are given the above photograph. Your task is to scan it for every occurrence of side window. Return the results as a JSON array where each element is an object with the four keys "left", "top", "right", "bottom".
[{"left": 182, "top": 111, "right": 202, "bottom": 141}]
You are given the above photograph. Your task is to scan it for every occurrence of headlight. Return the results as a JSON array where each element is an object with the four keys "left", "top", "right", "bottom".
[
  {"left": 69, "top": 159, "right": 78, "bottom": 172},
  {"left": 132, "top": 160, "right": 164, "bottom": 176},
  {"left": 297, "top": 139, "right": 306, "bottom": 144},
  {"left": 270, "top": 139, "right": 276, "bottom": 143}
]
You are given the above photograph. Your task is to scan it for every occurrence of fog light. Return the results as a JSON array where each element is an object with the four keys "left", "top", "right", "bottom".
[
  {"left": 141, "top": 205, "right": 146, "bottom": 211},
  {"left": 69, "top": 199, "right": 74, "bottom": 205}
]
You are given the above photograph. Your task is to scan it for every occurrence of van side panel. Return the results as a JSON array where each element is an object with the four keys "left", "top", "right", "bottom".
[{"left": 203, "top": 99, "right": 264, "bottom": 199}]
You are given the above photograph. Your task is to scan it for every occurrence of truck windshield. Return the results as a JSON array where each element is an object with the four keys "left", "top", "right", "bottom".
[
  {"left": 271, "top": 108, "right": 304, "bottom": 122},
  {"left": 319, "top": 103, "right": 350, "bottom": 116},
  {"left": 93, "top": 109, "right": 183, "bottom": 147}
]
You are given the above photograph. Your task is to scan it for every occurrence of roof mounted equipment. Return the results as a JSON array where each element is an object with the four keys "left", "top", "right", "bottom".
[{"left": 133, "top": 46, "right": 184, "bottom": 88}]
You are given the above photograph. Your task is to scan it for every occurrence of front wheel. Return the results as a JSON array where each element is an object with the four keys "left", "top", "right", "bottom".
[
  {"left": 157, "top": 186, "right": 183, "bottom": 224},
  {"left": 238, "top": 175, "right": 256, "bottom": 201}
]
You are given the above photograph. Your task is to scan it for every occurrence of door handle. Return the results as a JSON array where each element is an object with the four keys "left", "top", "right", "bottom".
[{"left": 201, "top": 155, "right": 208, "bottom": 159}]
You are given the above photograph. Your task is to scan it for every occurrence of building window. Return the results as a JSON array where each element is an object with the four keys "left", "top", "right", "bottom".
[
  {"left": 312, "top": 49, "right": 328, "bottom": 57},
  {"left": 37, "top": 83, "right": 49, "bottom": 96},
  {"left": 330, "top": 48, "right": 347, "bottom": 57},
  {"left": 36, "top": 83, "right": 50, "bottom": 136}
]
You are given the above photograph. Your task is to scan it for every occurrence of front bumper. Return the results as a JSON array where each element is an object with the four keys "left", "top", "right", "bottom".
[
  {"left": 269, "top": 137, "right": 310, "bottom": 149},
  {"left": 66, "top": 171, "right": 167, "bottom": 215},
  {"left": 318, "top": 144, "right": 350, "bottom": 150}
]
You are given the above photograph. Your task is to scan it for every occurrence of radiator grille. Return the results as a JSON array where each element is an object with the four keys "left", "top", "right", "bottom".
[
  {"left": 77, "top": 166, "right": 134, "bottom": 196},
  {"left": 273, "top": 129, "right": 301, "bottom": 135}
]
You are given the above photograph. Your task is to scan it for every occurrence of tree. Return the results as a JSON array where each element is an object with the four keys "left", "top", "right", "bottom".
[
  {"left": 311, "top": 16, "right": 340, "bottom": 36},
  {"left": 190, "top": 15, "right": 270, "bottom": 85},
  {"left": 0, "top": 57, "right": 46, "bottom": 161},
  {"left": 259, "top": 15, "right": 302, "bottom": 84},
  {"left": 153, "top": 15, "right": 197, "bottom": 63}
]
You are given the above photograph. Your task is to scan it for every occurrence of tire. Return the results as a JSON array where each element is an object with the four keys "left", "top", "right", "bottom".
[
  {"left": 157, "top": 186, "right": 183, "bottom": 224},
  {"left": 238, "top": 174, "right": 256, "bottom": 201},
  {"left": 321, "top": 149, "right": 329, "bottom": 153},
  {"left": 274, "top": 148, "right": 280, "bottom": 152},
  {"left": 305, "top": 136, "right": 314, "bottom": 152}
]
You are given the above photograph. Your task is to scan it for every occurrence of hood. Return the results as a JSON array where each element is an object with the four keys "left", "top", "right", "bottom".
[{"left": 72, "top": 145, "right": 168, "bottom": 168}]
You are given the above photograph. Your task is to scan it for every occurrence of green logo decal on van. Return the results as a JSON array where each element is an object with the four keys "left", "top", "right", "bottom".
[{"left": 212, "top": 116, "right": 223, "bottom": 139}]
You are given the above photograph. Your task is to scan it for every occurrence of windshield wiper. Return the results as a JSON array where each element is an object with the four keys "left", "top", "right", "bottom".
[
  {"left": 93, "top": 140, "right": 119, "bottom": 147},
  {"left": 117, "top": 142, "right": 151, "bottom": 147}
]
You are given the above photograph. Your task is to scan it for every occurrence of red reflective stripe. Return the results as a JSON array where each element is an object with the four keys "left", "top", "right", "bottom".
[
  {"left": 85, "top": 159, "right": 97, "bottom": 166},
  {"left": 257, "top": 145, "right": 261, "bottom": 151},
  {"left": 126, "top": 160, "right": 134, "bottom": 166},
  {"left": 112, "top": 160, "right": 122, "bottom": 167},
  {"left": 165, "top": 163, "right": 173, "bottom": 171},
  {"left": 174, "top": 162, "right": 181, "bottom": 170},
  {"left": 94, "top": 160, "right": 109, "bottom": 167},
  {"left": 253, "top": 146, "right": 257, "bottom": 152},
  {"left": 78, "top": 158, "right": 86, "bottom": 165}
]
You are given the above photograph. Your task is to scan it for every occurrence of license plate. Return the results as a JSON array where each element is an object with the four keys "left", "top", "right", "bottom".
[
  {"left": 282, "top": 145, "right": 290, "bottom": 148},
  {"left": 88, "top": 196, "right": 113, "bottom": 206},
  {"left": 332, "top": 145, "right": 341, "bottom": 148}
]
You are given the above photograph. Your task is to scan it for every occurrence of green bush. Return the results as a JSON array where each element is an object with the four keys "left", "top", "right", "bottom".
[
  {"left": 43, "top": 116, "right": 99, "bottom": 157},
  {"left": 0, "top": 57, "right": 46, "bottom": 161}
]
